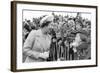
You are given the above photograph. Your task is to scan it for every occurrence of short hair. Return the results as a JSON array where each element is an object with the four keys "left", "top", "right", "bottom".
[
  {"left": 40, "top": 21, "right": 51, "bottom": 28},
  {"left": 75, "top": 19, "right": 83, "bottom": 27}
]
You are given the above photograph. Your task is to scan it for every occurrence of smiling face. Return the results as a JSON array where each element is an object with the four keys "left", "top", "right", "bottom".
[
  {"left": 44, "top": 26, "right": 50, "bottom": 33},
  {"left": 56, "top": 32, "right": 61, "bottom": 39},
  {"left": 76, "top": 22, "right": 82, "bottom": 30},
  {"left": 43, "top": 22, "right": 53, "bottom": 34},
  {"left": 75, "top": 33, "right": 81, "bottom": 43}
]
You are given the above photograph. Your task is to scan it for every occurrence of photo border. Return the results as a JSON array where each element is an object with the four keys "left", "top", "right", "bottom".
[{"left": 11, "top": 1, "right": 98, "bottom": 72}]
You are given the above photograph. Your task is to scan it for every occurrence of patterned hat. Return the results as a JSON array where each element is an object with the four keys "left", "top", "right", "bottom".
[{"left": 40, "top": 15, "right": 54, "bottom": 26}]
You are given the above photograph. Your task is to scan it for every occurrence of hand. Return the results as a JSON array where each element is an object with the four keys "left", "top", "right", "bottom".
[
  {"left": 73, "top": 47, "right": 77, "bottom": 53},
  {"left": 39, "top": 51, "right": 49, "bottom": 59}
]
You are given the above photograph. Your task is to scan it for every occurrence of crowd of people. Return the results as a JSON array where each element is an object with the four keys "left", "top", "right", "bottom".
[{"left": 23, "top": 12, "right": 91, "bottom": 62}]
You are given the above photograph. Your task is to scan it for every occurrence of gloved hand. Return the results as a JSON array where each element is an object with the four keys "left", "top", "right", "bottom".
[{"left": 39, "top": 51, "right": 49, "bottom": 59}]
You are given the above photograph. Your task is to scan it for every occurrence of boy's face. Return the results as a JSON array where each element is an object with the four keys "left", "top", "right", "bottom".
[
  {"left": 56, "top": 33, "right": 61, "bottom": 38},
  {"left": 75, "top": 33, "right": 81, "bottom": 43},
  {"left": 76, "top": 22, "right": 82, "bottom": 30}
]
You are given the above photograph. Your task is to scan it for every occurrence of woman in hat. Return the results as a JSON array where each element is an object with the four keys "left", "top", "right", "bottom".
[{"left": 23, "top": 15, "right": 54, "bottom": 62}]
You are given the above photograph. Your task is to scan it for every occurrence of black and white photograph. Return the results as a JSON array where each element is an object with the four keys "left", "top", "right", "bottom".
[
  {"left": 11, "top": 1, "right": 97, "bottom": 72},
  {"left": 22, "top": 11, "right": 91, "bottom": 62}
]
